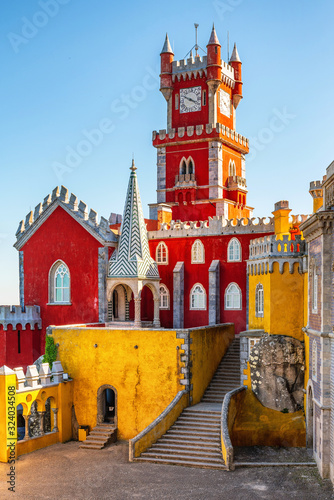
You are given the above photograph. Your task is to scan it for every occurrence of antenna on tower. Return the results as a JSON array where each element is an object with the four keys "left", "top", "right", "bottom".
[
  {"left": 227, "top": 31, "right": 230, "bottom": 61},
  {"left": 194, "top": 23, "right": 199, "bottom": 57},
  {"left": 184, "top": 23, "right": 206, "bottom": 59}
]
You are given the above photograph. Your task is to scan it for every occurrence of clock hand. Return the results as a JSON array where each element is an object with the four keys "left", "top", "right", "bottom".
[{"left": 185, "top": 96, "right": 197, "bottom": 104}]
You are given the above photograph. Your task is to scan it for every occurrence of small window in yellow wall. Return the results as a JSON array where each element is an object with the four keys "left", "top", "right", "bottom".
[{"left": 255, "top": 283, "right": 264, "bottom": 317}]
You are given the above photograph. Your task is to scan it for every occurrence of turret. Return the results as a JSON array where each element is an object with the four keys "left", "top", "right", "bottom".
[
  {"left": 229, "top": 43, "right": 243, "bottom": 108},
  {"left": 309, "top": 180, "right": 323, "bottom": 213},
  {"left": 272, "top": 200, "right": 291, "bottom": 238},
  {"left": 160, "top": 33, "right": 174, "bottom": 103},
  {"left": 206, "top": 24, "right": 222, "bottom": 83}
]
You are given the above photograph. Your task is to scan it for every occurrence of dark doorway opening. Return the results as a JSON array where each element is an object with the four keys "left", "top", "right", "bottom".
[{"left": 103, "top": 388, "right": 115, "bottom": 423}]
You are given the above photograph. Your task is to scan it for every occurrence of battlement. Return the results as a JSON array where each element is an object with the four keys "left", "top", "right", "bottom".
[
  {"left": 153, "top": 122, "right": 249, "bottom": 150},
  {"left": 11, "top": 360, "right": 66, "bottom": 391},
  {"left": 0, "top": 305, "right": 41, "bottom": 331},
  {"left": 148, "top": 215, "right": 274, "bottom": 240},
  {"left": 249, "top": 234, "right": 306, "bottom": 260},
  {"left": 310, "top": 180, "right": 322, "bottom": 191},
  {"left": 15, "top": 185, "right": 118, "bottom": 247},
  {"left": 171, "top": 56, "right": 235, "bottom": 86}
]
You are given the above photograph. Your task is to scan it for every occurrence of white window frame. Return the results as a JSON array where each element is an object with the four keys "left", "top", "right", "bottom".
[
  {"left": 227, "top": 238, "right": 241, "bottom": 262},
  {"left": 228, "top": 160, "right": 236, "bottom": 177},
  {"left": 312, "top": 339, "right": 317, "bottom": 382},
  {"left": 49, "top": 260, "right": 71, "bottom": 305},
  {"left": 156, "top": 242, "right": 168, "bottom": 265},
  {"left": 190, "top": 283, "right": 206, "bottom": 310},
  {"left": 225, "top": 282, "right": 242, "bottom": 310},
  {"left": 255, "top": 283, "right": 264, "bottom": 317},
  {"left": 191, "top": 239, "right": 205, "bottom": 264},
  {"left": 312, "top": 272, "right": 318, "bottom": 313},
  {"left": 159, "top": 284, "right": 170, "bottom": 310}
]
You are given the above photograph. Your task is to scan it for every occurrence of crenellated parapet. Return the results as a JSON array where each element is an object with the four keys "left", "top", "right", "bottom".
[
  {"left": 247, "top": 234, "right": 307, "bottom": 274},
  {"left": 12, "top": 361, "right": 65, "bottom": 391},
  {"left": 152, "top": 122, "right": 249, "bottom": 153},
  {"left": 148, "top": 215, "right": 274, "bottom": 240},
  {"left": 14, "top": 185, "right": 118, "bottom": 249},
  {"left": 171, "top": 55, "right": 235, "bottom": 87},
  {"left": 0, "top": 305, "right": 41, "bottom": 331}
]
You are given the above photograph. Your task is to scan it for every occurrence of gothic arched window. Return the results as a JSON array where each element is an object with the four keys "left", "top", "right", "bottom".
[
  {"left": 228, "top": 160, "right": 236, "bottom": 177},
  {"left": 225, "top": 283, "right": 241, "bottom": 310},
  {"left": 191, "top": 239, "right": 205, "bottom": 264},
  {"left": 190, "top": 284, "right": 206, "bottom": 310},
  {"left": 159, "top": 284, "right": 170, "bottom": 309},
  {"left": 156, "top": 242, "right": 168, "bottom": 264},
  {"left": 49, "top": 261, "right": 70, "bottom": 304},
  {"left": 227, "top": 238, "right": 241, "bottom": 262},
  {"left": 255, "top": 283, "right": 264, "bottom": 317}
]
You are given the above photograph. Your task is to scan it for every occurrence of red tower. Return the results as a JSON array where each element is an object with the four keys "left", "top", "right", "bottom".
[{"left": 150, "top": 26, "right": 252, "bottom": 223}]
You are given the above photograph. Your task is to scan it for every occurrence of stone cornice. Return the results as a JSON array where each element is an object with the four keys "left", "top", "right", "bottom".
[{"left": 300, "top": 211, "right": 334, "bottom": 241}]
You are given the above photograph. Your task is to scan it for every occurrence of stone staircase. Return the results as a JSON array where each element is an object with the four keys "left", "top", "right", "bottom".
[
  {"left": 134, "top": 337, "right": 240, "bottom": 468},
  {"left": 201, "top": 337, "right": 240, "bottom": 403},
  {"left": 79, "top": 423, "right": 117, "bottom": 450}
]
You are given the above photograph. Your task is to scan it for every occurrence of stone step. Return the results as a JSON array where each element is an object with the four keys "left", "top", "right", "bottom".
[
  {"left": 79, "top": 443, "right": 104, "bottom": 450},
  {"left": 88, "top": 434, "right": 109, "bottom": 442},
  {"left": 83, "top": 438, "right": 108, "bottom": 445},
  {"left": 147, "top": 447, "right": 222, "bottom": 458},
  {"left": 90, "top": 430, "right": 113, "bottom": 437},
  {"left": 140, "top": 451, "right": 225, "bottom": 465},
  {"left": 160, "top": 433, "right": 220, "bottom": 443},
  {"left": 182, "top": 409, "right": 221, "bottom": 416},
  {"left": 134, "top": 456, "right": 226, "bottom": 469},
  {"left": 152, "top": 438, "right": 220, "bottom": 451},
  {"left": 174, "top": 420, "right": 220, "bottom": 428},
  {"left": 167, "top": 429, "right": 219, "bottom": 438}
]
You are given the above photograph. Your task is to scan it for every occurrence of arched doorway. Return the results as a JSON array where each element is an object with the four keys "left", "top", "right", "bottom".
[
  {"left": 307, "top": 385, "right": 314, "bottom": 448},
  {"left": 97, "top": 385, "right": 117, "bottom": 425},
  {"left": 140, "top": 285, "right": 154, "bottom": 324}
]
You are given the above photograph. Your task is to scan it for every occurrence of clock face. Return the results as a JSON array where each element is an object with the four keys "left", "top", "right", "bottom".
[
  {"left": 219, "top": 89, "right": 231, "bottom": 117},
  {"left": 180, "top": 86, "right": 202, "bottom": 114}
]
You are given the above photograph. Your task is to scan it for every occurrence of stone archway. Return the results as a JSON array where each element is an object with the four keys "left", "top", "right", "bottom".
[
  {"left": 97, "top": 384, "right": 117, "bottom": 426},
  {"left": 306, "top": 383, "right": 314, "bottom": 448}
]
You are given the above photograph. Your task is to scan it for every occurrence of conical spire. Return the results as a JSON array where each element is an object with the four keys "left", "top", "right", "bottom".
[
  {"left": 229, "top": 43, "right": 241, "bottom": 62},
  {"left": 108, "top": 161, "right": 159, "bottom": 279},
  {"left": 161, "top": 33, "right": 173, "bottom": 54},
  {"left": 208, "top": 23, "right": 220, "bottom": 45}
]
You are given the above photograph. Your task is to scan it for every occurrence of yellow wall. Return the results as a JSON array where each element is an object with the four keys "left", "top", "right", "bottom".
[
  {"left": 231, "top": 389, "right": 305, "bottom": 447},
  {"left": 51, "top": 327, "right": 185, "bottom": 440},
  {"left": 190, "top": 324, "right": 234, "bottom": 405},
  {"left": 0, "top": 371, "right": 17, "bottom": 462},
  {"left": 249, "top": 262, "right": 305, "bottom": 341}
]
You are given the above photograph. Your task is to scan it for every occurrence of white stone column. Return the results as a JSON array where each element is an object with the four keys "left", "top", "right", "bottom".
[
  {"left": 23, "top": 415, "right": 29, "bottom": 440},
  {"left": 52, "top": 408, "right": 59, "bottom": 432},
  {"left": 134, "top": 298, "right": 141, "bottom": 328},
  {"left": 153, "top": 298, "right": 161, "bottom": 328}
]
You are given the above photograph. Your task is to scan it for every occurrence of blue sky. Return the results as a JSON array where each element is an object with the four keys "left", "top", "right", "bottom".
[{"left": 1, "top": 0, "right": 334, "bottom": 303}]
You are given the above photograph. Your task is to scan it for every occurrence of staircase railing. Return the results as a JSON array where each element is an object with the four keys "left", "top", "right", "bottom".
[
  {"left": 221, "top": 385, "right": 246, "bottom": 470},
  {"left": 129, "top": 390, "right": 189, "bottom": 461}
]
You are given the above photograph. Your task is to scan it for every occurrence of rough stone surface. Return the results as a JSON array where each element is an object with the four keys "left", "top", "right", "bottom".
[{"left": 250, "top": 335, "right": 305, "bottom": 412}]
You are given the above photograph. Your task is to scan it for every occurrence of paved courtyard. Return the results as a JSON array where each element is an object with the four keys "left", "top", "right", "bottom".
[{"left": 0, "top": 441, "right": 333, "bottom": 500}]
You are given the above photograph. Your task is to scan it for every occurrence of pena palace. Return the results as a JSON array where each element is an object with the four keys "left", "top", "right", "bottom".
[
  {"left": 2, "top": 24, "right": 334, "bottom": 485},
  {"left": 0, "top": 26, "right": 302, "bottom": 370}
]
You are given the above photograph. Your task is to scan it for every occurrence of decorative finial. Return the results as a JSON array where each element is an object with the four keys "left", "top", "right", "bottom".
[{"left": 130, "top": 158, "right": 137, "bottom": 172}]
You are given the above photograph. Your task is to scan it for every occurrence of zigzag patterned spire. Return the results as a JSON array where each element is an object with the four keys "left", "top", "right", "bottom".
[{"left": 108, "top": 161, "right": 159, "bottom": 279}]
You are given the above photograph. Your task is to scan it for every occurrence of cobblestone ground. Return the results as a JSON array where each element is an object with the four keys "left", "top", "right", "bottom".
[{"left": 0, "top": 441, "right": 333, "bottom": 500}]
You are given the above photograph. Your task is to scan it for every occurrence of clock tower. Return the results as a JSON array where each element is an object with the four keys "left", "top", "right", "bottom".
[{"left": 150, "top": 26, "right": 252, "bottom": 223}]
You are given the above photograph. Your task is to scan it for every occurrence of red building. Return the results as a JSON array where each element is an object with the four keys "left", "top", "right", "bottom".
[{"left": 0, "top": 26, "right": 274, "bottom": 370}]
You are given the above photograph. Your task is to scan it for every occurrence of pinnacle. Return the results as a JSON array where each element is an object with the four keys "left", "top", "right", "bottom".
[
  {"left": 229, "top": 42, "right": 241, "bottom": 63},
  {"left": 130, "top": 158, "right": 137, "bottom": 172},
  {"left": 161, "top": 33, "right": 173, "bottom": 54},
  {"left": 208, "top": 24, "right": 220, "bottom": 46}
]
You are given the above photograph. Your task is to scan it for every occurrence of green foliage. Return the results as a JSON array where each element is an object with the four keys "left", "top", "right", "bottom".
[
  {"left": 281, "top": 408, "right": 289, "bottom": 413},
  {"left": 43, "top": 336, "right": 58, "bottom": 369}
]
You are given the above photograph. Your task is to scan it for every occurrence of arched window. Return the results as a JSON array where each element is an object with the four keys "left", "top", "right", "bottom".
[
  {"left": 191, "top": 239, "right": 205, "bottom": 264},
  {"left": 255, "top": 283, "right": 264, "bottom": 317},
  {"left": 225, "top": 283, "right": 241, "bottom": 310},
  {"left": 49, "top": 261, "right": 70, "bottom": 304},
  {"left": 312, "top": 272, "right": 318, "bottom": 312},
  {"left": 180, "top": 158, "right": 187, "bottom": 175},
  {"left": 190, "top": 284, "right": 206, "bottom": 310},
  {"left": 227, "top": 238, "right": 241, "bottom": 262},
  {"left": 159, "top": 284, "right": 170, "bottom": 309},
  {"left": 175, "top": 94, "right": 179, "bottom": 110},
  {"left": 228, "top": 160, "right": 236, "bottom": 177},
  {"left": 179, "top": 157, "right": 195, "bottom": 176},
  {"left": 156, "top": 242, "right": 168, "bottom": 264},
  {"left": 312, "top": 340, "right": 317, "bottom": 382}
]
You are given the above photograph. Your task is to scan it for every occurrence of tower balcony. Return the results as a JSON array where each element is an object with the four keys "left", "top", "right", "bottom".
[
  {"left": 227, "top": 175, "right": 247, "bottom": 191},
  {"left": 175, "top": 173, "right": 196, "bottom": 188}
]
